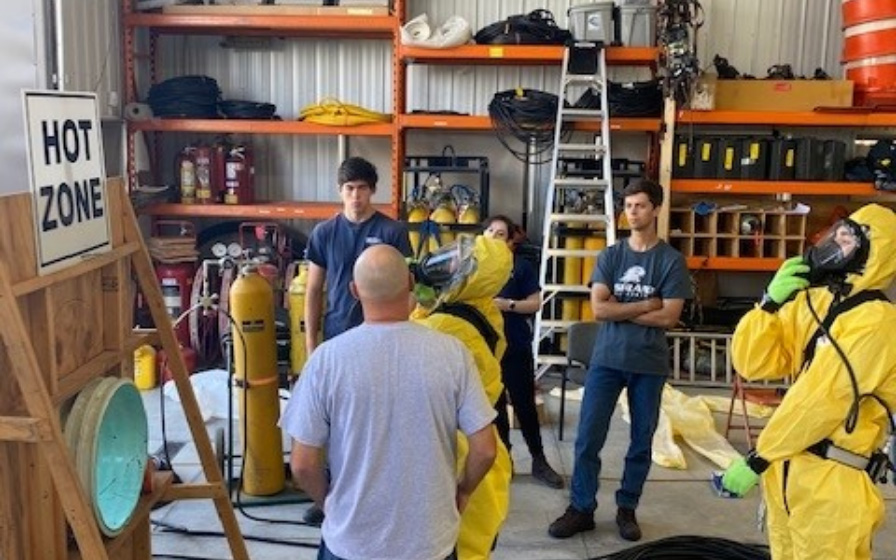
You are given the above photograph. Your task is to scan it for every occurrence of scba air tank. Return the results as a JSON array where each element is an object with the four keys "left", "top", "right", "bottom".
[{"left": 230, "top": 265, "right": 285, "bottom": 496}]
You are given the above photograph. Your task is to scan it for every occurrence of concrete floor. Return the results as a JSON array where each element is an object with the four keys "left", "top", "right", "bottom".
[{"left": 144, "top": 375, "right": 896, "bottom": 559}]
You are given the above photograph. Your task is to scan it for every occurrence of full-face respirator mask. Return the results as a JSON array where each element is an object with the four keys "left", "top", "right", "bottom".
[
  {"left": 802, "top": 218, "right": 869, "bottom": 290},
  {"left": 409, "top": 237, "right": 477, "bottom": 307}
]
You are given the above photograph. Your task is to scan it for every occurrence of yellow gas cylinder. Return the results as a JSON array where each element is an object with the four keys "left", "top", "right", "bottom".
[
  {"left": 580, "top": 235, "right": 607, "bottom": 321},
  {"left": 457, "top": 203, "right": 480, "bottom": 228},
  {"left": 133, "top": 345, "right": 158, "bottom": 390},
  {"left": 288, "top": 262, "right": 309, "bottom": 378},
  {"left": 406, "top": 203, "right": 430, "bottom": 258},
  {"left": 561, "top": 224, "right": 584, "bottom": 324},
  {"left": 430, "top": 201, "right": 457, "bottom": 246},
  {"left": 230, "top": 265, "right": 285, "bottom": 496}
]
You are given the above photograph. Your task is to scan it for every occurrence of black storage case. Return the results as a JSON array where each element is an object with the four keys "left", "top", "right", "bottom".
[
  {"left": 717, "top": 137, "right": 742, "bottom": 179},
  {"left": 822, "top": 140, "right": 847, "bottom": 181},
  {"left": 740, "top": 138, "right": 770, "bottom": 180},
  {"left": 672, "top": 136, "right": 694, "bottom": 178},
  {"left": 693, "top": 137, "right": 719, "bottom": 179},
  {"left": 795, "top": 138, "right": 826, "bottom": 181},
  {"left": 769, "top": 137, "right": 797, "bottom": 181}
]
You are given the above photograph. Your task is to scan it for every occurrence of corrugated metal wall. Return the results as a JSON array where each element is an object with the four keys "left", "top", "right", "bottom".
[
  {"left": 56, "top": 0, "right": 122, "bottom": 119},
  {"left": 136, "top": 0, "right": 845, "bottom": 232}
]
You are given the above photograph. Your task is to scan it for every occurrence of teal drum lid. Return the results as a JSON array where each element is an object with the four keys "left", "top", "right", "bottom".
[{"left": 83, "top": 379, "right": 149, "bottom": 536}]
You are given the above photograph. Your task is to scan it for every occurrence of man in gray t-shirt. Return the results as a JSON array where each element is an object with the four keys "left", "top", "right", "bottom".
[{"left": 281, "top": 245, "right": 497, "bottom": 560}]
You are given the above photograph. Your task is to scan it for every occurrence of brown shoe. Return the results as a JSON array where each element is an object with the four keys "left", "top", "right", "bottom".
[
  {"left": 532, "top": 456, "right": 564, "bottom": 489},
  {"left": 616, "top": 507, "right": 642, "bottom": 541},
  {"left": 548, "top": 506, "right": 595, "bottom": 539}
]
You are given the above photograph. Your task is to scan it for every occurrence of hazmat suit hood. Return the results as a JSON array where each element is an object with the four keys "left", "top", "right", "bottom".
[
  {"left": 444, "top": 235, "right": 513, "bottom": 304},
  {"left": 841, "top": 204, "right": 896, "bottom": 294}
]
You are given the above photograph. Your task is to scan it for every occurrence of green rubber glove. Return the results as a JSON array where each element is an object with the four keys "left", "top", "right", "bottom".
[
  {"left": 413, "top": 283, "right": 437, "bottom": 307},
  {"left": 766, "top": 256, "right": 810, "bottom": 304},
  {"left": 721, "top": 457, "right": 761, "bottom": 497}
]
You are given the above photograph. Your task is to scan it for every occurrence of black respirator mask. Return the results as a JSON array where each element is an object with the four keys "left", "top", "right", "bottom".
[{"left": 802, "top": 218, "right": 869, "bottom": 288}]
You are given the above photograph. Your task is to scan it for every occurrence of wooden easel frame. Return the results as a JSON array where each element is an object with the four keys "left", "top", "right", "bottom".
[{"left": 0, "top": 178, "right": 248, "bottom": 559}]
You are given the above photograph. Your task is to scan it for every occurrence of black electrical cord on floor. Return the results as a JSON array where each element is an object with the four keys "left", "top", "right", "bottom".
[
  {"left": 151, "top": 519, "right": 319, "bottom": 549},
  {"left": 587, "top": 535, "right": 770, "bottom": 560}
]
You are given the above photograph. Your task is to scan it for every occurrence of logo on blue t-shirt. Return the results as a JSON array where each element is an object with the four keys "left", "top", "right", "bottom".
[
  {"left": 365, "top": 236, "right": 384, "bottom": 245},
  {"left": 615, "top": 265, "right": 656, "bottom": 298}
]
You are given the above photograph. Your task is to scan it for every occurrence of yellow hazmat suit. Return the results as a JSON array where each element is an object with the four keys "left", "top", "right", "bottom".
[
  {"left": 414, "top": 235, "right": 513, "bottom": 560},
  {"left": 732, "top": 204, "right": 896, "bottom": 559}
]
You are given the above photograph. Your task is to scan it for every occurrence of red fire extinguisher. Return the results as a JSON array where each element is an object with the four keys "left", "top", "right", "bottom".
[
  {"left": 176, "top": 146, "right": 198, "bottom": 204},
  {"left": 157, "top": 262, "right": 196, "bottom": 349},
  {"left": 224, "top": 143, "right": 255, "bottom": 205},
  {"left": 212, "top": 138, "right": 231, "bottom": 203},
  {"left": 194, "top": 143, "right": 215, "bottom": 204},
  {"left": 152, "top": 220, "right": 198, "bottom": 349}
]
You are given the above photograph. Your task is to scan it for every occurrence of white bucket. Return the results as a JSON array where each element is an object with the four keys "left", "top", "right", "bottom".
[
  {"left": 569, "top": 1, "right": 615, "bottom": 43},
  {"left": 618, "top": 5, "right": 657, "bottom": 46}
]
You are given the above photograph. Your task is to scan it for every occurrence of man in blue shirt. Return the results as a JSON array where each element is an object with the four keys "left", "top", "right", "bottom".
[
  {"left": 548, "top": 179, "right": 691, "bottom": 542},
  {"left": 304, "top": 156, "right": 412, "bottom": 351}
]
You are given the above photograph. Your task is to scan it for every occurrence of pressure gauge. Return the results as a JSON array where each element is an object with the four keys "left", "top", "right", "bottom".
[
  {"left": 227, "top": 242, "right": 243, "bottom": 258},
  {"left": 211, "top": 242, "right": 228, "bottom": 258}
]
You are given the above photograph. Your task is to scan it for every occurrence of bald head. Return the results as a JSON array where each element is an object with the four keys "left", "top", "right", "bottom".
[{"left": 352, "top": 245, "right": 411, "bottom": 304}]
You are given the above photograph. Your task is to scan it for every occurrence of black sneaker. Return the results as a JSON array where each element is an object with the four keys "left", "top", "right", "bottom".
[
  {"left": 532, "top": 456, "right": 564, "bottom": 489},
  {"left": 616, "top": 507, "right": 642, "bottom": 541},
  {"left": 303, "top": 504, "right": 325, "bottom": 526},
  {"left": 548, "top": 506, "right": 595, "bottom": 539}
]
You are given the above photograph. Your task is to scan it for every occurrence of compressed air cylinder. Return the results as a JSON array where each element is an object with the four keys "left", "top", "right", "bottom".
[
  {"left": 579, "top": 236, "right": 607, "bottom": 321},
  {"left": 431, "top": 202, "right": 457, "bottom": 246},
  {"left": 230, "top": 266, "right": 285, "bottom": 496},
  {"left": 406, "top": 203, "right": 430, "bottom": 258},
  {"left": 288, "top": 262, "right": 309, "bottom": 378},
  {"left": 561, "top": 228, "right": 584, "bottom": 323}
]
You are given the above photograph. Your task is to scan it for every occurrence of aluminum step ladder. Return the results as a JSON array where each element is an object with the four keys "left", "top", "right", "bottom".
[{"left": 534, "top": 43, "right": 616, "bottom": 380}]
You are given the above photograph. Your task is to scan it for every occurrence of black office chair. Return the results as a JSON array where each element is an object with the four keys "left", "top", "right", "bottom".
[{"left": 559, "top": 321, "right": 601, "bottom": 441}]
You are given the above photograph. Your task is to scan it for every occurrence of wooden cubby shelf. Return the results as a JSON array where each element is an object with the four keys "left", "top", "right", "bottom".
[{"left": 669, "top": 206, "right": 806, "bottom": 264}]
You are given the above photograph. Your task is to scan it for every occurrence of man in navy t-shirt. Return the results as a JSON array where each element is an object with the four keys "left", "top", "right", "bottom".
[
  {"left": 549, "top": 179, "right": 691, "bottom": 543},
  {"left": 301, "top": 157, "right": 411, "bottom": 526},
  {"left": 304, "top": 157, "right": 412, "bottom": 350}
]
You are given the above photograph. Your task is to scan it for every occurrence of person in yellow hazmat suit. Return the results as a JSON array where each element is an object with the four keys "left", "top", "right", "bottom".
[
  {"left": 411, "top": 234, "right": 513, "bottom": 560},
  {"left": 720, "top": 204, "right": 896, "bottom": 560}
]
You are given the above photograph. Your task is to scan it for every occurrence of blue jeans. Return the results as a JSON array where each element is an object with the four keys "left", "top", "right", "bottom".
[
  {"left": 569, "top": 364, "right": 665, "bottom": 513},
  {"left": 318, "top": 541, "right": 457, "bottom": 560}
]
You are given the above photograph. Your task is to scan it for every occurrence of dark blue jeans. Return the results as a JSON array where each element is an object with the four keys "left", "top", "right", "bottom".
[
  {"left": 318, "top": 541, "right": 457, "bottom": 560},
  {"left": 569, "top": 364, "right": 665, "bottom": 513}
]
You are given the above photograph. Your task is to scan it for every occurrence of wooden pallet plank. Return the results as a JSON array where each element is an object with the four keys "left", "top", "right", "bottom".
[{"left": 0, "top": 260, "right": 108, "bottom": 559}]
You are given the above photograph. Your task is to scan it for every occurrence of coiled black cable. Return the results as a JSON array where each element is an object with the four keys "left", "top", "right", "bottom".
[
  {"left": 147, "top": 75, "right": 221, "bottom": 118},
  {"left": 588, "top": 535, "right": 770, "bottom": 560},
  {"left": 575, "top": 80, "right": 664, "bottom": 117},
  {"left": 474, "top": 9, "right": 572, "bottom": 45},
  {"left": 219, "top": 99, "right": 279, "bottom": 120},
  {"left": 488, "top": 88, "right": 567, "bottom": 164}
]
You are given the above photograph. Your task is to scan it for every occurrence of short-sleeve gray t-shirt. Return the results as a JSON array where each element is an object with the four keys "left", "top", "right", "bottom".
[
  {"left": 280, "top": 321, "right": 495, "bottom": 560},
  {"left": 590, "top": 238, "right": 691, "bottom": 375}
]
